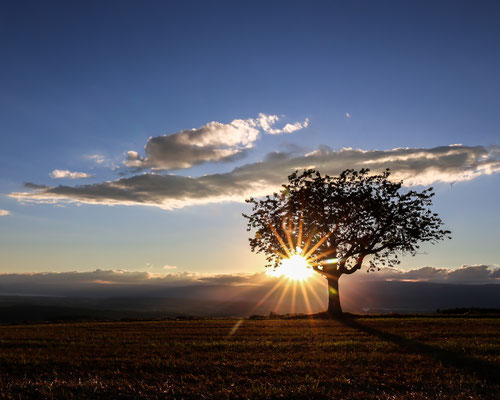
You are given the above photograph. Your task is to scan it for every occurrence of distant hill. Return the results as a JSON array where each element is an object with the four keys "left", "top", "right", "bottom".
[
  {"left": 0, "top": 296, "right": 258, "bottom": 324},
  {"left": 0, "top": 279, "right": 498, "bottom": 323}
]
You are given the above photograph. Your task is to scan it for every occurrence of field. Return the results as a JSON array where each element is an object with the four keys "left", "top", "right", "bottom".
[{"left": 0, "top": 317, "right": 498, "bottom": 399}]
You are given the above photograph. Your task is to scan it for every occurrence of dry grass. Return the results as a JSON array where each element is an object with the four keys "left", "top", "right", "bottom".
[{"left": 0, "top": 317, "right": 498, "bottom": 399}]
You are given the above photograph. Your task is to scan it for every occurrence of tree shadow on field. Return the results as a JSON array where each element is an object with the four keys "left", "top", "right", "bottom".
[{"left": 338, "top": 316, "right": 500, "bottom": 385}]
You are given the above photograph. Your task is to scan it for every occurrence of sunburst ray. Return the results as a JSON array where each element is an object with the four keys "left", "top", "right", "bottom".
[
  {"left": 273, "top": 279, "right": 292, "bottom": 314},
  {"left": 267, "top": 219, "right": 292, "bottom": 257},
  {"left": 306, "top": 274, "right": 326, "bottom": 308},
  {"left": 304, "top": 231, "right": 332, "bottom": 259},
  {"left": 306, "top": 248, "right": 337, "bottom": 264},
  {"left": 296, "top": 216, "right": 304, "bottom": 250},
  {"left": 299, "top": 280, "right": 313, "bottom": 316},
  {"left": 291, "top": 280, "right": 298, "bottom": 314}
]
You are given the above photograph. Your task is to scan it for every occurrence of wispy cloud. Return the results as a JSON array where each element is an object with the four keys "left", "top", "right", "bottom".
[
  {"left": 87, "top": 154, "right": 106, "bottom": 164},
  {"left": 50, "top": 169, "right": 93, "bottom": 179},
  {"left": 0, "top": 209, "right": 11, "bottom": 216},
  {"left": 124, "top": 113, "right": 309, "bottom": 170},
  {"left": 11, "top": 145, "right": 500, "bottom": 210},
  {"left": 85, "top": 154, "right": 119, "bottom": 170},
  {"left": 345, "top": 112, "right": 351, "bottom": 120}
]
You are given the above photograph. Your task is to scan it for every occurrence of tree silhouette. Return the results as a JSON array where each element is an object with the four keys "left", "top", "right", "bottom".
[{"left": 243, "top": 169, "right": 451, "bottom": 316}]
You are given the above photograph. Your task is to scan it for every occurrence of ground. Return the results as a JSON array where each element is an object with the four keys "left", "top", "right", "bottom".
[{"left": 0, "top": 317, "right": 498, "bottom": 399}]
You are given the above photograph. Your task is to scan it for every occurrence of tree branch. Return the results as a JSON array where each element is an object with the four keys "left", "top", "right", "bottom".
[
  {"left": 339, "top": 255, "right": 365, "bottom": 275},
  {"left": 311, "top": 264, "right": 328, "bottom": 276}
]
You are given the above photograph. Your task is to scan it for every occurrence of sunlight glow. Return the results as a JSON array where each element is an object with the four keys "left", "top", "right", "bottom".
[
  {"left": 267, "top": 250, "right": 314, "bottom": 281},
  {"left": 233, "top": 214, "right": 342, "bottom": 331}
]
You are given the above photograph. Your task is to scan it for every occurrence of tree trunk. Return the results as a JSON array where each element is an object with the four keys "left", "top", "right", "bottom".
[{"left": 327, "top": 275, "right": 342, "bottom": 316}]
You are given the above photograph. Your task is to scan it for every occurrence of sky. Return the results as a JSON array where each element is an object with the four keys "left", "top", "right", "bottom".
[{"left": 0, "top": 0, "right": 499, "bottom": 285}]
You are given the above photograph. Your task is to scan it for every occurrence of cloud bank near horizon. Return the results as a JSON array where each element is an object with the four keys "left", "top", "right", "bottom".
[
  {"left": 358, "top": 264, "right": 500, "bottom": 284},
  {"left": 0, "top": 265, "right": 497, "bottom": 314},
  {"left": 10, "top": 144, "right": 500, "bottom": 210},
  {"left": 0, "top": 264, "right": 497, "bottom": 289},
  {"left": 0, "top": 265, "right": 500, "bottom": 321},
  {"left": 124, "top": 113, "right": 309, "bottom": 170}
]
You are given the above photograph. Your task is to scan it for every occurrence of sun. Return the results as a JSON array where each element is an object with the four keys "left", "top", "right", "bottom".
[
  {"left": 268, "top": 251, "right": 314, "bottom": 281},
  {"left": 262, "top": 215, "right": 340, "bottom": 282}
]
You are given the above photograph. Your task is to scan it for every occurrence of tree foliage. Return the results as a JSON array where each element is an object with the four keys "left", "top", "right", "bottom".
[{"left": 244, "top": 169, "right": 451, "bottom": 278}]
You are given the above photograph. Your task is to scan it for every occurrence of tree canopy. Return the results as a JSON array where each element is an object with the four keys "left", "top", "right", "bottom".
[{"left": 244, "top": 169, "right": 451, "bottom": 315}]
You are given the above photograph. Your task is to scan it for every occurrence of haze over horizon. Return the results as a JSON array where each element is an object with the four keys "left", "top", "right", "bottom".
[{"left": 0, "top": 1, "right": 499, "bottom": 313}]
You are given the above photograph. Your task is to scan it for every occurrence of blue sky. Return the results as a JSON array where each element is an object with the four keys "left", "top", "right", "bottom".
[{"left": 1, "top": 0, "right": 499, "bottom": 275}]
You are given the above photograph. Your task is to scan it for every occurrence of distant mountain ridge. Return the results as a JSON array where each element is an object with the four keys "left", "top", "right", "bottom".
[{"left": 0, "top": 280, "right": 498, "bottom": 323}]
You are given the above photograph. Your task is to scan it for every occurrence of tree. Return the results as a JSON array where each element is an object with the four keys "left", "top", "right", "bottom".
[{"left": 243, "top": 169, "right": 451, "bottom": 316}]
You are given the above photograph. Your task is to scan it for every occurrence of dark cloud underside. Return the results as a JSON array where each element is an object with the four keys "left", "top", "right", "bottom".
[{"left": 10, "top": 145, "right": 500, "bottom": 209}]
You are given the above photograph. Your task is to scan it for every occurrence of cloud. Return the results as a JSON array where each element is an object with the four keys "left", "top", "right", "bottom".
[
  {"left": 11, "top": 144, "right": 500, "bottom": 210},
  {"left": 282, "top": 119, "right": 309, "bottom": 133},
  {"left": 163, "top": 265, "right": 177, "bottom": 270},
  {"left": 50, "top": 169, "right": 93, "bottom": 179},
  {"left": 0, "top": 209, "right": 10, "bottom": 216},
  {"left": 0, "top": 266, "right": 497, "bottom": 315},
  {"left": 256, "top": 114, "right": 309, "bottom": 135},
  {"left": 345, "top": 112, "right": 351, "bottom": 119},
  {"left": 362, "top": 264, "right": 500, "bottom": 284},
  {"left": 87, "top": 154, "right": 106, "bottom": 165},
  {"left": 0, "top": 269, "right": 257, "bottom": 292},
  {"left": 124, "top": 113, "right": 309, "bottom": 170},
  {"left": 24, "top": 183, "right": 49, "bottom": 189},
  {"left": 86, "top": 154, "right": 119, "bottom": 170},
  {"left": 1, "top": 265, "right": 496, "bottom": 289}
]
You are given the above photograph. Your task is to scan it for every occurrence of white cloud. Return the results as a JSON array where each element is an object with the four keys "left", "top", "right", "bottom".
[
  {"left": 0, "top": 209, "right": 11, "bottom": 216},
  {"left": 11, "top": 144, "right": 499, "bottom": 210},
  {"left": 345, "top": 112, "right": 351, "bottom": 119},
  {"left": 282, "top": 118, "right": 309, "bottom": 133},
  {"left": 256, "top": 113, "right": 280, "bottom": 134},
  {"left": 163, "top": 265, "right": 177, "bottom": 270},
  {"left": 124, "top": 113, "right": 309, "bottom": 170},
  {"left": 50, "top": 169, "right": 93, "bottom": 179}
]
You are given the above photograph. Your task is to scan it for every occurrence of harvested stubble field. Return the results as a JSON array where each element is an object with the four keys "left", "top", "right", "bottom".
[{"left": 0, "top": 317, "right": 498, "bottom": 399}]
